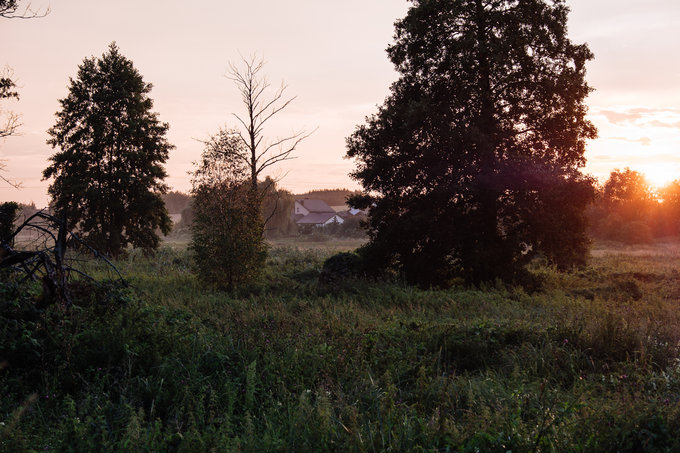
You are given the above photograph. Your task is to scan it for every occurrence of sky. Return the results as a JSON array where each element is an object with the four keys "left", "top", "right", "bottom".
[{"left": 1, "top": 0, "right": 679, "bottom": 206}]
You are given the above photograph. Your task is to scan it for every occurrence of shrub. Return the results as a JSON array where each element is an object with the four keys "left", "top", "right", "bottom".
[
  {"left": 190, "top": 183, "right": 266, "bottom": 290},
  {"left": 319, "top": 251, "right": 364, "bottom": 284}
]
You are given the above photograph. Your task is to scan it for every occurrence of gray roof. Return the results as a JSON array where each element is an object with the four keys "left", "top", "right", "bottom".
[
  {"left": 296, "top": 212, "right": 340, "bottom": 225},
  {"left": 297, "top": 198, "right": 334, "bottom": 213}
]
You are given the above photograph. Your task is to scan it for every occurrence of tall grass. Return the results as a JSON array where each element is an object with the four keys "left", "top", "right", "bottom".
[{"left": 2, "top": 245, "right": 680, "bottom": 451}]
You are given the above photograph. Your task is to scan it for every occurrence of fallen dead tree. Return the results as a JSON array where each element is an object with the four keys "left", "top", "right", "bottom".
[{"left": 0, "top": 210, "right": 125, "bottom": 307}]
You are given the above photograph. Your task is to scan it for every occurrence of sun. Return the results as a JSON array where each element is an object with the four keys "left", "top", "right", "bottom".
[{"left": 639, "top": 163, "right": 678, "bottom": 189}]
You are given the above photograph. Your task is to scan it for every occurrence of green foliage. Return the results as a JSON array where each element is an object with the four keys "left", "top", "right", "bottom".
[
  {"left": 43, "top": 42, "right": 172, "bottom": 257},
  {"left": 191, "top": 183, "right": 266, "bottom": 290},
  {"left": 190, "top": 128, "right": 267, "bottom": 289},
  {"left": 3, "top": 246, "right": 680, "bottom": 450},
  {"left": 347, "top": 0, "right": 596, "bottom": 286}
]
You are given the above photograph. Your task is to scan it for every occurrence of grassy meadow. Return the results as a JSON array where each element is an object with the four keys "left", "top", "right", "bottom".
[{"left": 2, "top": 239, "right": 680, "bottom": 451}]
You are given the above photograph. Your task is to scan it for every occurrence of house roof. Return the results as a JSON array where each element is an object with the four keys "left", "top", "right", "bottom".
[
  {"left": 297, "top": 198, "right": 334, "bottom": 213},
  {"left": 296, "top": 212, "right": 340, "bottom": 225}
]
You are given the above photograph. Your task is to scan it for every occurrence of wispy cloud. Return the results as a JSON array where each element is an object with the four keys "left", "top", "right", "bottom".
[
  {"left": 596, "top": 107, "right": 680, "bottom": 127},
  {"left": 648, "top": 120, "right": 680, "bottom": 130},
  {"left": 609, "top": 136, "right": 652, "bottom": 146}
]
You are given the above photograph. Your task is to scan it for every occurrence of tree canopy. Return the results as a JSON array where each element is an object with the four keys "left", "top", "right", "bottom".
[
  {"left": 190, "top": 128, "right": 266, "bottom": 289},
  {"left": 43, "top": 43, "right": 172, "bottom": 256},
  {"left": 347, "top": 0, "right": 597, "bottom": 286}
]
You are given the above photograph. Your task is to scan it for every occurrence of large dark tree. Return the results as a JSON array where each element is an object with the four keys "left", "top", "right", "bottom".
[
  {"left": 347, "top": 0, "right": 597, "bottom": 286},
  {"left": 44, "top": 43, "right": 172, "bottom": 256}
]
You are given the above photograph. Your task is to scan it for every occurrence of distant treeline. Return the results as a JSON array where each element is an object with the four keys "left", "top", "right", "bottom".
[
  {"left": 293, "top": 188, "right": 362, "bottom": 206},
  {"left": 164, "top": 187, "right": 365, "bottom": 238},
  {"left": 587, "top": 168, "right": 680, "bottom": 244},
  {"left": 161, "top": 191, "right": 192, "bottom": 214}
]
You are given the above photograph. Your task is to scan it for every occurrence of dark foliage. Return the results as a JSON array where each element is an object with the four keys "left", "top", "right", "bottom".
[
  {"left": 347, "top": 0, "right": 597, "bottom": 286},
  {"left": 43, "top": 43, "right": 172, "bottom": 257},
  {"left": 0, "top": 201, "right": 19, "bottom": 245},
  {"left": 319, "top": 251, "right": 364, "bottom": 284},
  {"left": 190, "top": 129, "right": 267, "bottom": 289},
  {"left": 294, "top": 188, "right": 363, "bottom": 207}
]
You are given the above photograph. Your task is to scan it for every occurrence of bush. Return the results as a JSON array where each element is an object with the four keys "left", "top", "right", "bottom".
[
  {"left": 319, "top": 251, "right": 364, "bottom": 284},
  {"left": 190, "top": 183, "right": 266, "bottom": 290}
]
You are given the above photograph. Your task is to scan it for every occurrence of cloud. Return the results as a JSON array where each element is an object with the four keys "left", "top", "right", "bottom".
[
  {"left": 648, "top": 120, "right": 680, "bottom": 130},
  {"left": 599, "top": 110, "right": 647, "bottom": 124},
  {"left": 609, "top": 136, "right": 652, "bottom": 146},
  {"left": 588, "top": 154, "right": 616, "bottom": 162},
  {"left": 596, "top": 107, "right": 680, "bottom": 127}
]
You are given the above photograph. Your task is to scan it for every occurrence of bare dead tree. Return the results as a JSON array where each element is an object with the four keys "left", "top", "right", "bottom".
[{"left": 227, "top": 55, "right": 314, "bottom": 195}]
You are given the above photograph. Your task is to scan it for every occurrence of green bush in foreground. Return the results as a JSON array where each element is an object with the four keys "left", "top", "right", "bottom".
[{"left": 2, "top": 247, "right": 680, "bottom": 451}]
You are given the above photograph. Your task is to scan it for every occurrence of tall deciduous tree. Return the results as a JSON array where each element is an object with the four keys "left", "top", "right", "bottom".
[
  {"left": 347, "top": 0, "right": 597, "bottom": 286},
  {"left": 43, "top": 43, "right": 172, "bottom": 256},
  {"left": 190, "top": 129, "right": 266, "bottom": 289}
]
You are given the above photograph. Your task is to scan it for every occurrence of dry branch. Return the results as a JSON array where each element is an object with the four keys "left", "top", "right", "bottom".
[{"left": 1, "top": 210, "right": 125, "bottom": 307}]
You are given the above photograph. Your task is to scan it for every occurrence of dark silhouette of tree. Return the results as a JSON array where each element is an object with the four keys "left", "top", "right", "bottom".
[
  {"left": 43, "top": 43, "right": 172, "bottom": 257},
  {"left": 347, "top": 0, "right": 597, "bottom": 286},
  {"left": 190, "top": 128, "right": 266, "bottom": 289}
]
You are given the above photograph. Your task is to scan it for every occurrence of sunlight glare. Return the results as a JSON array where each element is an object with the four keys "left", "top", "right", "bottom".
[{"left": 639, "top": 163, "right": 678, "bottom": 189}]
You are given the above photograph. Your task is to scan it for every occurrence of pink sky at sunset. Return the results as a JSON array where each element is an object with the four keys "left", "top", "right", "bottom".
[{"left": 1, "top": 0, "right": 679, "bottom": 206}]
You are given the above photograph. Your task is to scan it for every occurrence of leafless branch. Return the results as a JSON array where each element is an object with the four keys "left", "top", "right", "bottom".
[
  {"left": 0, "top": 163, "right": 22, "bottom": 188},
  {"left": 0, "top": 1, "right": 50, "bottom": 19},
  {"left": 225, "top": 55, "right": 314, "bottom": 193},
  {"left": 0, "top": 111, "right": 21, "bottom": 138},
  {"left": 1, "top": 210, "right": 126, "bottom": 307}
]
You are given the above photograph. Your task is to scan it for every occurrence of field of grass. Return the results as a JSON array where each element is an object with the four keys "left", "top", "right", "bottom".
[{"left": 2, "top": 240, "right": 680, "bottom": 451}]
